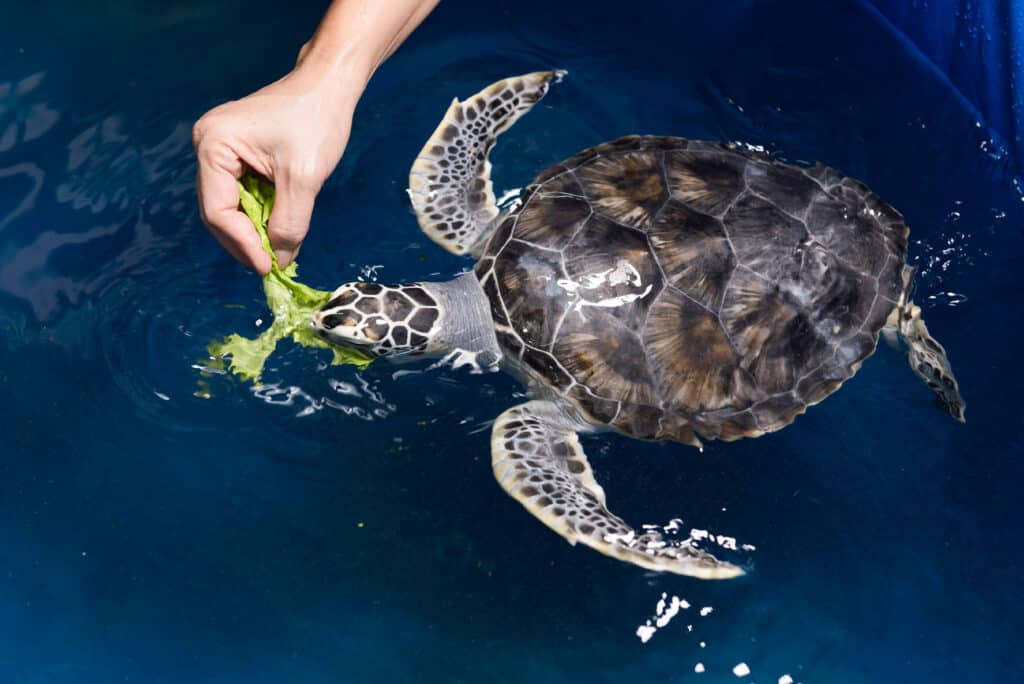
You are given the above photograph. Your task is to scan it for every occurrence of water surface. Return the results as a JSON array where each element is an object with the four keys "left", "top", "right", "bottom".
[{"left": 1, "top": 1, "right": 1022, "bottom": 682}]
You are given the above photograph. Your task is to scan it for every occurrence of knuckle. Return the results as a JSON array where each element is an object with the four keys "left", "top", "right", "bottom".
[
  {"left": 284, "top": 158, "right": 326, "bottom": 192},
  {"left": 191, "top": 117, "right": 211, "bottom": 147},
  {"left": 192, "top": 107, "right": 232, "bottom": 150},
  {"left": 195, "top": 142, "right": 213, "bottom": 164},
  {"left": 273, "top": 236, "right": 303, "bottom": 253},
  {"left": 267, "top": 217, "right": 306, "bottom": 246},
  {"left": 198, "top": 208, "right": 220, "bottom": 233},
  {"left": 268, "top": 223, "right": 304, "bottom": 246}
]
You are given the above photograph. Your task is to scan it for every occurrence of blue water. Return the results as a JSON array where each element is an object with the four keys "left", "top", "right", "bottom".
[{"left": 2, "top": 1, "right": 1023, "bottom": 682}]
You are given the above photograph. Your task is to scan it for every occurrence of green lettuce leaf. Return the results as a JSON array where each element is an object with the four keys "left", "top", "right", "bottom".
[{"left": 205, "top": 173, "right": 373, "bottom": 383}]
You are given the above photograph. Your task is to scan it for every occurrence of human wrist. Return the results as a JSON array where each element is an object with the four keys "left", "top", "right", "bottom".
[{"left": 292, "top": 38, "right": 371, "bottom": 108}]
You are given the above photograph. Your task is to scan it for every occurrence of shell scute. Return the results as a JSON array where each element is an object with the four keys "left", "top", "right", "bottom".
[
  {"left": 521, "top": 346, "right": 573, "bottom": 390},
  {"left": 869, "top": 270, "right": 902, "bottom": 319},
  {"left": 477, "top": 213, "right": 516, "bottom": 270},
  {"left": 723, "top": 193, "right": 808, "bottom": 283},
  {"left": 574, "top": 151, "right": 668, "bottom": 227},
  {"left": 810, "top": 263, "right": 879, "bottom": 342},
  {"left": 743, "top": 161, "right": 820, "bottom": 218},
  {"left": 750, "top": 394, "right": 806, "bottom": 433},
  {"left": 484, "top": 135, "right": 909, "bottom": 442},
  {"left": 568, "top": 385, "right": 619, "bottom": 424},
  {"left": 515, "top": 172, "right": 590, "bottom": 250},
  {"left": 805, "top": 162, "right": 845, "bottom": 188},
  {"left": 655, "top": 412, "right": 703, "bottom": 448},
  {"left": 643, "top": 287, "right": 759, "bottom": 414},
  {"left": 795, "top": 372, "right": 844, "bottom": 409},
  {"left": 530, "top": 162, "right": 572, "bottom": 187},
  {"left": 496, "top": 328, "right": 524, "bottom": 358},
  {"left": 664, "top": 148, "right": 746, "bottom": 216},
  {"left": 648, "top": 200, "right": 735, "bottom": 310},
  {"left": 565, "top": 135, "right": 685, "bottom": 170},
  {"left": 720, "top": 268, "right": 829, "bottom": 394},
  {"left": 806, "top": 196, "right": 889, "bottom": 277},
  {"left": 493, "top": 239, "right": 568, "bottom": 349},
  {"left": 562, "top": 213, "right": 662, "bottom": 324},
  {"left": 479, "top": 273, "right": 509, "bottom": 327},
  {"left": 695, "top": 406, "right": 761, "bottom": 442},
  {"left": 611, "top": 403, "right": 662, "bottom": 441},
  {"left": 553, "top": 309, "right": 659, "bottom": 408}
]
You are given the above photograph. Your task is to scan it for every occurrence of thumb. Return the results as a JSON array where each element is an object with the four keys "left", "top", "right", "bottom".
[{"left": 267, "top": 181, "right": 317, "bottom": 268}]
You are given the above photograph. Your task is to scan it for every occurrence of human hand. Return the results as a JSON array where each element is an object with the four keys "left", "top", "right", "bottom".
[
  {"left": 193, "top": 0, "right": 438, "bottom": 273},
  {"left": 192, "top": 64, "right": 360, "bottom": 274}
]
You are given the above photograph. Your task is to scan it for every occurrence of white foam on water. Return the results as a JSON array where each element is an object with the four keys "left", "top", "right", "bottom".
[
  {"left": 636, "top": 623, "right": 656, "bottom": 644},
  {"left": 689, "top": 527, "right": 756, "bottom": 553},
  {"left": 716, "top": 535, "right": 738, "bottom": 550},
  {"left": 631, "top": 595, "right": 802, "bottom": 682},
  {"left": 655, "top": 596, "right": 683, "bottom": 628},
  {"left": 634, "top": 592, "right": 690, "bottom": 643},
  {"left": 356, "top": 264, "right": 384, "bottom": 282}
]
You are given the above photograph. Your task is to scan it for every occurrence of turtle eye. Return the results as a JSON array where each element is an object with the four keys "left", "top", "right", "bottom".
[{"left": 322, "top": 314, "right": 359, "bottom": 329}]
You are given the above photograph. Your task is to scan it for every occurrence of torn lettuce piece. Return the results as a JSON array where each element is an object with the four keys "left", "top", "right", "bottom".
[{"left": 206, "top": 173, "right": 373, "bottom": 382}]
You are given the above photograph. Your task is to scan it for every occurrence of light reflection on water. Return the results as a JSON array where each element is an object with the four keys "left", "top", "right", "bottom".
[{"left": 251, "top": 374, "right": 396, "bottom": 421}]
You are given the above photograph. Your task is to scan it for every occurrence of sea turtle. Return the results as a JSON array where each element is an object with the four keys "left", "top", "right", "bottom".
[{"left": 312, "top": 71, "right": 965, "bottom": 579}]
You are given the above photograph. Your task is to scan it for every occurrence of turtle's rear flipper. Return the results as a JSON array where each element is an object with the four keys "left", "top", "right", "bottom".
[
  {"left": 898, "top": 303, "right": 966, "bottom": 422},
  {"left": 491, "top": 400, "right": 744, "bottom": 580},
  {"left": 408, "top": 70, "right": 564, "bottom": 257}
]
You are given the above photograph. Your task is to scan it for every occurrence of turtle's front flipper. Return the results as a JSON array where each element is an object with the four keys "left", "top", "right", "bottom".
[
  {"left": 408, "top": 70, "right": 564, "bottom": 257},
  {"left": 897, "top": 303, "right": 966, "bottom": 422},
  {"left": 491, "top": 401, "right": 743, "bottom": 579}
]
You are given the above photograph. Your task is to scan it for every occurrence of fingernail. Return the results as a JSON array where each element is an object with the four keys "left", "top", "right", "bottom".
[{"left": 274, "top": 249, "right": 292, "bottom": 268}]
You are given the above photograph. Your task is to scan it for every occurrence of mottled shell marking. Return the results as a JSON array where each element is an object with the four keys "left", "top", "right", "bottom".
[{"left": 475, "top": 136, "right": 909, "bottom": 443}]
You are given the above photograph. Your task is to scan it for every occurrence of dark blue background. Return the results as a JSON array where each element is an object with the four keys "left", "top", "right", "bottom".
[
  {"left": 868, "top": 0, "right": 1024, "bottom": 174},
  {"left": 1, "top": 1, "right": 1022, "bottom": 682}
]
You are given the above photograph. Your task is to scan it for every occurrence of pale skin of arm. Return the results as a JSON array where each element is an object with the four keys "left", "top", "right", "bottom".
[{"left": 192, "top": 0, "right": 439, "bottom": 274}]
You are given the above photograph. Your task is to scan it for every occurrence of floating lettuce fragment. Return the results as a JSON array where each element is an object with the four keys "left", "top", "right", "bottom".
[{"left": 205, "top": 173, "right": 373, "bottom": 382}]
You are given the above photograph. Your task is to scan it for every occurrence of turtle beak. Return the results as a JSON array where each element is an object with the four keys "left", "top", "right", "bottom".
[{"left": 311, "top": 314, "right": 330, "bottom": 339}]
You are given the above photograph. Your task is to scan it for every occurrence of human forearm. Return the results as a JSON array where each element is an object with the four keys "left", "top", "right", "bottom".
[{"left": 297, "top": 0, "right": 440, "bottom": 96}]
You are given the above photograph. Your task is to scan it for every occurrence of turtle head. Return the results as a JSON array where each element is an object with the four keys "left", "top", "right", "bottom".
[{"left": 312, "top": 281, "right": 442, "bottom": 359}]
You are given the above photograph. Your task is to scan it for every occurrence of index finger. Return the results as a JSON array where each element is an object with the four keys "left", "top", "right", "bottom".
[{"left": 196, "top": 157, "right": 272, "bottom": 275}]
